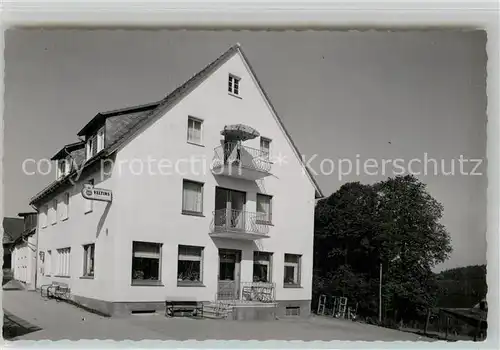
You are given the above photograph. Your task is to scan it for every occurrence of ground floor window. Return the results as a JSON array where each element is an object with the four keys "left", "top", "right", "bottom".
[
  {"left": 56, "top": 247, "right": 71, "bottom": 277},
  {"left": 253, "top": 251, "right": 273, "bottom": 283},
  {"left": 46, "top": 250, "right": 52, "bottom": 275},
  {"left": 83, "top": 244, "right": 95, "bottom": 277},
  {"left": 132, "top": 241, "right": 161, "bottom": 285},
  {"left": 177, "top": 245, "right": 203, "bottom": 285},
  {"left": 284, "top": 254, "right": 301, "bottom": 287}
]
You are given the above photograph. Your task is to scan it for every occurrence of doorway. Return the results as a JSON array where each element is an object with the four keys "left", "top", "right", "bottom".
[
  {"left": 214, "top": 187, "right": 246, "bottom": 230},
  {"left": 217, "top": 249, "right": 242, "bottom": 300}
]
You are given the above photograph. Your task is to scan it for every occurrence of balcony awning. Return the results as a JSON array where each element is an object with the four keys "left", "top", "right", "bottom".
[{"left": 221, "top": 124, "right": 260, "bottom": 141}]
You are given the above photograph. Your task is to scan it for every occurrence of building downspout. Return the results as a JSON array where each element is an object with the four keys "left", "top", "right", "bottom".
[{"left": 30, "top": 204, "right": 39, "bottom": 290}]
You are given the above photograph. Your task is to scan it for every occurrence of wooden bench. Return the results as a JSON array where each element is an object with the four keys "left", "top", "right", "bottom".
[{"left": 165, "top": 300, "right": 203, "bottom": 318}]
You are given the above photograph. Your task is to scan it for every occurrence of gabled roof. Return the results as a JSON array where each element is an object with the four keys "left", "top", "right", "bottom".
[
  {"left": 2, "top": 217, "right": 24, "bottom": 244},
  {"left": 51, "top": 141, "right": 85, "bottom": 160},
  {"left": 30, "top": 44, "right": 323, "bottom": 205},
  {"left": 77, "top": 101, "right": 160, "bottom": 137}
]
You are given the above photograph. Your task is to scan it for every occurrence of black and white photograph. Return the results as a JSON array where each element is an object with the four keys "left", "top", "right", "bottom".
[{"left": 1, "top": 25, "right": 489, "bottom": 342}]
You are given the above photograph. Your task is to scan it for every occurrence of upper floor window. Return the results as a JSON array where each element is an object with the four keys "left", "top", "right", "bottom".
[
  {"left": 260, "top": 137, "right": 271, "bottom": 159},
  {"left": 86, "top": 126, "right": 105, "bottom": 160},
  {"left": 57, "top": 156, "right": 72, "bottom": 179},
  {"left": 51, "top": 199, "right": 58, "bottom": 225},
  {"left": 40, "top": 206, "right": 48, "bottom": 228},
  {"left": 84, "top": 179, "right": 94, "bottom": 214},
  {"left": 59, "top": 193, "right": 69, "bottom": 221},
  {"left": 182, "top": 180, "right": 204, "bottom": 215},
  {"left": 187, "top": 117, "right": 203, "bottom": 145},
  {"left": 256, "top": 194, "right": 272, "bottom": 224},
  {"left": 228, "top": 74, "right": 240, "bottom": 96}
]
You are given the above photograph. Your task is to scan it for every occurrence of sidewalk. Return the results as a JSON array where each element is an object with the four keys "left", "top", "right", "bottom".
[
  {"left": 3, "top": 289, "right": 431, "bottom": 341},
  {"left": 2, "top": 289, "right": 171, "bottom": 340}
]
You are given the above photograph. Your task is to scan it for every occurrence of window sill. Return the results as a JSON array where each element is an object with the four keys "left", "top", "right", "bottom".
[
  {"left": 284, "top": 284, "right": 302, "bottom": 289},
  {"left": 177, "top": 281, "right": 205, "bottom": 287},
  {"left": 228, "top": 92, "right": 242, "bottom": 99},
  {"left": 80, "top": 276, "right": 94, "bottom": 279},
  {"left": 54, "top": 275, "right": 70, "bottom": 278},
  {"left": 182, "top": 210, "right": 205, "bottom": 217},
  {"left": 131, "top": 281, "right": 164, "bottom": 287},
  {"left": 187, "top": 141, "right": 204, "bottom": 148},
  {"left": 61, "top": 217, "right": 69, "bottom": 222},
  {"left": 84, "top": 210, "right": 93, "bottom": 215}
]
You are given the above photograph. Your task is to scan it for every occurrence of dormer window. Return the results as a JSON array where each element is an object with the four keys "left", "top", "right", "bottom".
[
  {"left": 228, "top": 74, "right": 240, "bottom": 96},
  {"left": 57, "top": 156, "right": 72, "bottom": 179},
  {"left": 86, "top": 126, "right": 105, "bottom": 160}
]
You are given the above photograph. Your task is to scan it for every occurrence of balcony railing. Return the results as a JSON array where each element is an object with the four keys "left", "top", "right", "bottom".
[
  {"left": 212, "top": 142, "right": 272, "bottom": 175},
  {"left": 215, "top": 281, "right": 276, "bottom": 304},
  {"left": 211, "top": 209, "right": 270, "bottom": 236},
  {"left": 241, "top": 282, "right": 276, "bottom": 303}
]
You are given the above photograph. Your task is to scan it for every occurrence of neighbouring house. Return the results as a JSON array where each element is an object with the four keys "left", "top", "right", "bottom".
[
  {"left": 7, "top": 213, "right": 38, "bottom": 289},
  {"left": 2, "top": 217, "right": 24, "bottom": 271},
  {"left": 30, "top": 44, "right": 323, "bottom": 318}
]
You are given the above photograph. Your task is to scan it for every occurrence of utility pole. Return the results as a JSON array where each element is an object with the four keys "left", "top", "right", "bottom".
[{"left": 379, "top": 262, "right": 382, "bottom": 323}]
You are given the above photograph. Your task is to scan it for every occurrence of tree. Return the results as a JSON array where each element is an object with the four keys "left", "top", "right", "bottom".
[{"left": 314, "top": 175, "right": 452, "bottom": 323}]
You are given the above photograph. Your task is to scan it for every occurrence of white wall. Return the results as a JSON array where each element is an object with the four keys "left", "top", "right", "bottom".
[
  {"left": 35, "top": 51, "right": 316, "bottom": 304},
  {"left": 110, "top": 52, "right": 316, "bottom": 302},
  {"left": 12, "top": 233, "right": 38, "bottom": 290},
  {"left": 36, "top": 171, "right": 119, "bottom": 301}
]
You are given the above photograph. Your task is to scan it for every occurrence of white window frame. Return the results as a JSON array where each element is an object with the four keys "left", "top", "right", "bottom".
[
  {"left": 187, "top": 116, "right": 203, "bottom": 145},
  {"left": 56, "top": 247, "right": 71, "bottom": 277},
  {"left": 131, "top": 241, "right": 162, "bottom": 285},
  {"left": 284, "top": 254, "right": 301, "bottom": 287},
  {"left": 83, "top": 244, "right": 95, "bottom": 277},
  {"left": 177, "top": 245, "right": 204, "bottom": 285},
  {"left": 84, "top": 179, "right": 94, "bottom": 214},
  {"left": 59, "top": 193, "right": 69, "bottom": 221},
  {"left": 97, "top": 126, "right": 105, "bottom": 153},
  {"left": 40, "top": 206, "right": 48, "bottom": 228},
  {"left": 253, "top": 251, "right": 273, "bottom": 283},
  {"left": 46, "top": 250, "right": 52, "bottom": 276},
  {"left": 51, "top": 199, "right": 58, "bottom": 225},
  {"left": 182, "top": 179, "right": 204, "bottom": 215},
  {"left": 256, "top": 193, "right": 273, "bottom": 224},
  {"left": 228, "top": 74, "right": 241, "bottom": 96},
  {"left": 260, "top": 137, "right": 272, "bottom": 160}
]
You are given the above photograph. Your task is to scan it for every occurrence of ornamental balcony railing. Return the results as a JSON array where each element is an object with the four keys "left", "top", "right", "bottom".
[
  {"left": 210, "top": 209, "right": 270, "bottom": 239},
  {"left": 212, "top": 142, "right": 272, "bottom": 180},
  {"left": 240, "top": 282, "right": 276, "bottom": 303},
  {"left": 215, "top": 281, "right": 276, "bottom": 304}
]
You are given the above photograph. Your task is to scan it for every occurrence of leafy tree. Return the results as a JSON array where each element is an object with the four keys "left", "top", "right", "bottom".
[{"left": 314, "top": 175, "right": 452, "bottom": 323}]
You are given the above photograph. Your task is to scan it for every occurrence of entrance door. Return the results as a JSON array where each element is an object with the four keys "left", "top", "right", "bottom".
[
  {"left": 214, "top": 188, "right": 246, "bottom": 230},
  {"left": 218, "top": 249, "right": 241, "bottom": 300}
]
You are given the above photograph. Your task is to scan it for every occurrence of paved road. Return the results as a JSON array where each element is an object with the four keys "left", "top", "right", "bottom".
[{"left": 3, "top": 289, "right": 431, "bottom": 341}]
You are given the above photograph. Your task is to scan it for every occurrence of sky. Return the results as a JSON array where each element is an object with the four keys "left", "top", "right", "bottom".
[{"left": 3, "top": 30, "right": 487, "bottom": 271}]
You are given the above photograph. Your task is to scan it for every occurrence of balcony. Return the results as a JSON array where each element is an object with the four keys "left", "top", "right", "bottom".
[
  {"left": 210, "top": 209, "right": 270, "bottom": 240},
  {"left": 212, "top": 142, "right": 272, "bottom": 181}
]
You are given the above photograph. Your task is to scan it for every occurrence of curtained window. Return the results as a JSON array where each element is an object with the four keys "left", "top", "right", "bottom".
[{"left": 182, "top": 180, "right": 204, "bottom": 214}]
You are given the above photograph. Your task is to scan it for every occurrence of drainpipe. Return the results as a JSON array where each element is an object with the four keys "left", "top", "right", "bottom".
[{"left": 30, "top": 204, "right": 39, "bottom": 290}]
